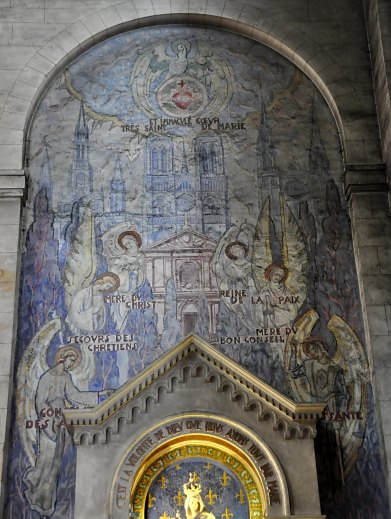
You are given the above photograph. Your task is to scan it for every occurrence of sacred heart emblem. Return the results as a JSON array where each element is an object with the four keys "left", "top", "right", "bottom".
[
  {"left": 172, "top": 80, "right": 193, "bottom": 110},
  {"left": 158, "top": 76, "right": 207, "bottom": 117}
]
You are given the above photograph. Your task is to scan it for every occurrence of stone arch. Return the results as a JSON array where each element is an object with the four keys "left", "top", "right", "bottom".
[
  {"left": 0, "top": 8, "right": 388, "bottom": 519},
  {"left": 110, "top": 414, "right": 291, "bottom": 519},
  {"left": 5, "top": 5, "right": 378, "bottom": 172}
]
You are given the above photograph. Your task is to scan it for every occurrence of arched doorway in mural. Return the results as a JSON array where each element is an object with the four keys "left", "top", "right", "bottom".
[{"left": 130, "top": 436, "right": 264, "bottom": 519}]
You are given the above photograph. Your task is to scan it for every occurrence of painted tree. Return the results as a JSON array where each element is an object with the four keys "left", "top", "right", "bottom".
[
  {"left": 63, "top": 204, "right": 97, "bottom": 312},
  {"left": 298, "top": 200, "right": 317, "bottom": 310},
  {"left": 314, "top": 180, "right": 363, "bottom": 339},
  {"left": 18, "top": 188, "right": 63, "bottom": 351},
  {"left": 59, "top": 200, "right": 81, "bottom": 270},
  {"left": 123, "top": 280, "right": 159, "bottom": 378},
  {"left": 8, "top": 189, "right": 66, "bottom": 517},
  {"left": 195, "top": 291, "right": 210, "bottom": 340},
  {"left": 161, "top": 277, "right": 182, "bottom": 351}
]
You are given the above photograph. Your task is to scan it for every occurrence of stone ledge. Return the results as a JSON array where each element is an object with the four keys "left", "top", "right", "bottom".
[
  {"left": 0, "top": 173, "right": 25, "bottom": 199},
  {"left": 344, "top": 163, "right": 389, "bottom": 200}
]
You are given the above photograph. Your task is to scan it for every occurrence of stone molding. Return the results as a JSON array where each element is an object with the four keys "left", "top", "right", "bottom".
[
  {"left": 0, "top": 172, "right": 26, "bottom": 199},
  {"left": 344, "top": 163, "right": 389, "bottom": 200},
  {"left": 64, "top": 335, "right": 325, "bottom": 445}
]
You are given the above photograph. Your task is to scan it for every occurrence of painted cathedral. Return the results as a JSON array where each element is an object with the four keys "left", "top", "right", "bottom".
[{"left": 4, "top": 25, "right": 387, "bottom": 519}]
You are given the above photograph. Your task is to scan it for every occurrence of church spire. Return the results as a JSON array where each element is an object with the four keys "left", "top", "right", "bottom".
[
  {"left": 110, "top": 155, "right": 126, "bottom": 212},
  {"left": 256, "top": 90, "right": 282, "bottom": 250},
  {"left": 180, "top": 140, "right": 189, "bottom": 176},
  {"left": 257, "top": 92, "right": 275, "bottom": 173},
  {"left": 40, "top": 140, "right": 53, "bottom": 200},
  {"left": 70, "top": 101, "right": 93, "bottom": 196},
  {"left": 76, "top": 100, "right": 88, "bottom": 138},
  {"left": 309, "top": 94, "right": 329, "bottom": 176}
]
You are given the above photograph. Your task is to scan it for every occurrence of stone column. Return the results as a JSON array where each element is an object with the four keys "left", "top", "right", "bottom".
[
  {"left": 345, "top": 164, "right": 391, "bottom": 503},
  {"left": 364, "top": 0, "right": 391, "bottom": 198},
  {"left": 0, "top": 172, "right": 25, "bottom": 512}
]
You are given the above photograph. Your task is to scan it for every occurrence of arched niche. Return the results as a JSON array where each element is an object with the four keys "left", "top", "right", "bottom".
[
  {"left": 5, "top": 17, "right": 376, "bottom": 519},
  {"left": 124, "top": 427, "right": 287, "bottom": 519}
]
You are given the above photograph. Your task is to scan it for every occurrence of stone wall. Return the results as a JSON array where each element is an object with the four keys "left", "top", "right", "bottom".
[
  {"left": 0, "top": 0, "right": 390, "bottom": 516},
  {"left": 364, "top": 0, "right": 391, "bottom": 191}
]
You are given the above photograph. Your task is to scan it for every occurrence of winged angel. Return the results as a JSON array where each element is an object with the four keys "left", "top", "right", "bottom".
[
  {"left": 284, "top": 308, "right": 369, "bottom": 481},
  {"left": 212, "top": 196, "right": 308, "bottom": 332},
  {"left": 16, "top": 319, "right": 105, "bottom": 516},
  {"left": 64, "top": 206, "right": 120, "bottom": 389},
  {"left": 16, "top": 206, "right": 117, "bottom": 515}
]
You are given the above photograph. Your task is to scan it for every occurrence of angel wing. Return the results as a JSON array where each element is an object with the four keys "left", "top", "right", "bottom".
[
  {"left": 130, "top": 47, "right": 169, "bottom": 100},
  {"left": 284, "top": 308, "right": 320, "bottom": 402},
  {"left": 16, "top": 318, "right": 62, "bottom": 465},
  {"left": 252, "top": 197, "right": 273, "bottom": 291},
  {"left": 211, "top": 223, "right": 256, "bottom": 331},
  {"left": 237, "top": 222, "right": 257, "bottom": 258},
  {"left": 211, "top": 223, "right": 254, "bottom": 280},
  {"left": 328, "top": 315, "right": 369, "bottom": 403},
  {"left": 285, "top": 309, "right": 368, "bottom": 478},
  {"left": 328, "top": 315, "right": 369, "bottom": 476},
  {"left": 280, "top": 195, "right": 308, "bottom": 304},
  {"left": 64, "top": 205, "right": 98, "bottom": 389},
  {"left": 212, "top": 225, "right": 235, "bottom": 278},
  {"left": 63, "top": 205, "right": 97, "bottom": 311}
]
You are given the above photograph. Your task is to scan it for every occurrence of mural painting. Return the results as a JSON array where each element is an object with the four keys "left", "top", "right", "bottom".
[{"left": 4, "top": 26, "right": 388, "bottom": 518}]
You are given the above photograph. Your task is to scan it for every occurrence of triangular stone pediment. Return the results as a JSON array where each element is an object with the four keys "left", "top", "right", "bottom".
[
  {"left": 142, "top": 229, "right": 218, "bottom": 252},
  {"left": 64, "top": 335, "right": 324, "bottom": 445}
]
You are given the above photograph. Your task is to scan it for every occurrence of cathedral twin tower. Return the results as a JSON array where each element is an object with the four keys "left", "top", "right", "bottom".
[{"left": 55, "top": 102, "right": 231, "bottom": 242}]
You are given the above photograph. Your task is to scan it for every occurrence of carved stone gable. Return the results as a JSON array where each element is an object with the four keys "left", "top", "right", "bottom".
[
  {"left": 64, "top": 335, "right": 324, "bottom": 444},
  {"left": 64, "top": 335, "right": 325, "bottom": 519},
  {"left": 142, "top": 229, "right": 218, "bottom": 252}
]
